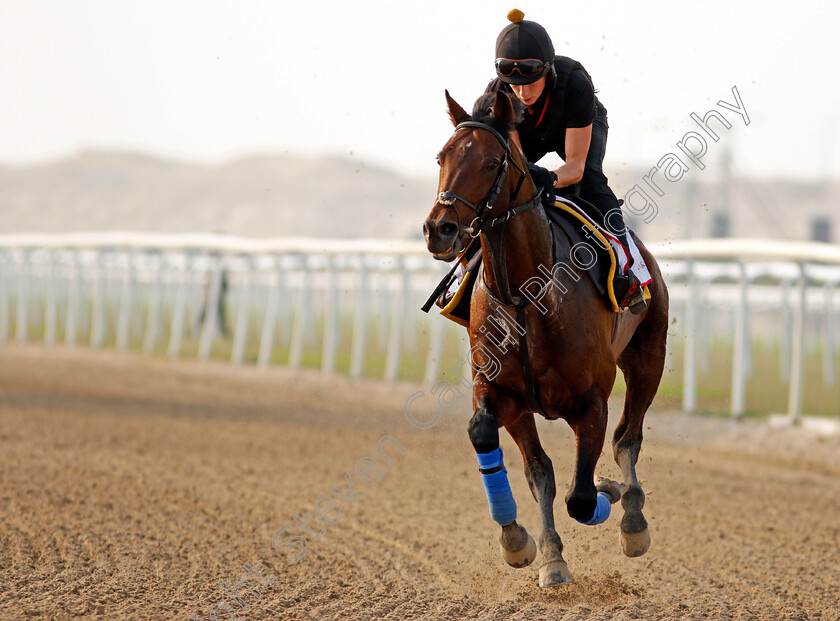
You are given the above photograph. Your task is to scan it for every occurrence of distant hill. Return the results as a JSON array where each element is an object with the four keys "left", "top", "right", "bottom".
[
  {"left": 0, "top": 149, "right": 837, "bottom": 243},
  {"left": 0, "top": 150, "right": 436, "bottom": 240}
]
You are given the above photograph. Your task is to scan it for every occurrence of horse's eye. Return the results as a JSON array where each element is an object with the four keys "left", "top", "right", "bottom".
[{"left": 486, "top": 160, "right": 499, "bottom": 171}]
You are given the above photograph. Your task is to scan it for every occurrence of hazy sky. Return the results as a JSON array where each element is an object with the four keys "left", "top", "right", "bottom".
[{"left": 2, "top": 1, "right": 839, "bottom": 181}]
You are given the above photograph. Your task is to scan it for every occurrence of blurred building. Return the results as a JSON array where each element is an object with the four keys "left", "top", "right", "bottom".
[{"left": 0, "top": 149, "right": 837, "bottom": 243}]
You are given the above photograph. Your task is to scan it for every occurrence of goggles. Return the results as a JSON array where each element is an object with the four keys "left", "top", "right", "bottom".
[{"left": 495, "top": 58, "right": 548, "bottom": 78}]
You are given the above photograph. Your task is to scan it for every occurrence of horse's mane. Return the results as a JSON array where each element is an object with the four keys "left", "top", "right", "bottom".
[{"left": 470, "top": 92, "right": 524, "bottom": 137}]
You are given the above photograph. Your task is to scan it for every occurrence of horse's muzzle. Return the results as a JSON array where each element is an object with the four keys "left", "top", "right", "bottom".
[{"left": 423, "top": 215, "right": 460, "bottom": 261}]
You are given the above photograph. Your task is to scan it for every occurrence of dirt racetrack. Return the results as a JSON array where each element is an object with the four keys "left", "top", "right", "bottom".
[{"left": 1, "top": 344, "right": 838, "bottom": 620}]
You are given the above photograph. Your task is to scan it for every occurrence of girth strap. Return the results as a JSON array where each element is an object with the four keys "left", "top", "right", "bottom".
[
  {"left": 476, "top": 262, "right": 546, "bottom": 416},
  {"left": 515, "top": 305, "right": 545, "bottom": 416}
]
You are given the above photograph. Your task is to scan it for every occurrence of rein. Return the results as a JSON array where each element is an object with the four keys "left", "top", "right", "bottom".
[{"left": 437, "top": 120, "right": 548, "bottom": 416}]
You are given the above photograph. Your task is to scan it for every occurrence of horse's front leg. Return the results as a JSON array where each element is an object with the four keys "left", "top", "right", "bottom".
[
  {"left": 467, "top": 393, "right": 537, "bottom": 570},
  {"left": 506, "top": 413, "right": 572, "bottom": 587},
  {"left": 565, "top": 387, "right": 614, "bottom": 527}
]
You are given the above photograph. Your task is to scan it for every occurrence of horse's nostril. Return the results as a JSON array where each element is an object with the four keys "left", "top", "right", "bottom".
[{"left": 440, "top": 223, "right": 457, "bottom": 238}]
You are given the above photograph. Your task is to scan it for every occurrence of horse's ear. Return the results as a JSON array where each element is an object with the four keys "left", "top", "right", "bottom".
[
  {"left": 491, "top": 91, "right": 516, "bottom": 125},
  {"left": 445, "top": 89, "right": 470, "bottom": 126}
]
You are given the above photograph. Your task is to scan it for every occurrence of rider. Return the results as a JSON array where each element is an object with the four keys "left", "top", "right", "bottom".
[{"left": 485, "top": 9, "right": 646, "bottom": 313}]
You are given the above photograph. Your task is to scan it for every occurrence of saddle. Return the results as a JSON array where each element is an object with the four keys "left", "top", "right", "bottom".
[{"left": 437, "top": 196, "right": 651, "bottom": 326}]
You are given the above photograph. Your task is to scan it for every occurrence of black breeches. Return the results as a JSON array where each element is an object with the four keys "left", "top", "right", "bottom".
[{"left": 577, "top": 103, "right": 629, "bottom": 247}]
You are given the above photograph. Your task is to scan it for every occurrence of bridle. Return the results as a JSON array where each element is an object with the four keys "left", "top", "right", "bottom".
[
  {"left": 436, "top": 119, "right": 549, "bottom": 308},
  {"left": 436, "top": 121, "right": 543, "bottom": 239}
]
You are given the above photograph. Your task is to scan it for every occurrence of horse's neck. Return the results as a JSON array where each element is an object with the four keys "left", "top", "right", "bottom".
[{"left": 480, "top": 204, "right": 554, "bottom": 305}]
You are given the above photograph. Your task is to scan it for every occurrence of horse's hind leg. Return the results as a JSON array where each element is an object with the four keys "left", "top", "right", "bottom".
[
  {"left": 615, "top": 311, "right": 667, "bottom": 557},
  {"left": 506, "top": 414, "right": 571, "bottom": 587}
]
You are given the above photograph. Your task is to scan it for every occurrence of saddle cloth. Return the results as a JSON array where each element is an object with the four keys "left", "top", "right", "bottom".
[
  {"left": 545, "top": 196, "right": 652, "bottom": 312},
  {"left": 551, "top": 196, "right": 652, "bottom": 287}
]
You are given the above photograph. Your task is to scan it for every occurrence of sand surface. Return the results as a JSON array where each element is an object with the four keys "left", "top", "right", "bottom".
[{"left": 1, "top": 344, "right": 838, "bottom": 620}]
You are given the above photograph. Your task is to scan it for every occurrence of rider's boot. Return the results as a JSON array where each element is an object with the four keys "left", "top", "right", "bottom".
[
  {"left": 613, "top": 228, "right": 647, "bottom": 315},
  {"left": 623, "top": 271, "right": 647, "bottom": 314}
]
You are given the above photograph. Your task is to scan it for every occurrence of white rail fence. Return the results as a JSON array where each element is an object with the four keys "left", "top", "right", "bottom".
[{"left": 0, "top": 233, "right": 838, "bottom": 422}]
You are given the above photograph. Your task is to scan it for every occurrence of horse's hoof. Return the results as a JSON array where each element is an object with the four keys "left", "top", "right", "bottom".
[
  {"left": 500, "top": 531, "right": 537, "bottom": 568},
  {"left": 621, "top": 527, "right": 651, "bottom": 557},
  {"left": 539, "top": 560, "right": 572, "bottom": 587},
  {"left": 595, "top": 476, "right": 626, "bottom": 504}
]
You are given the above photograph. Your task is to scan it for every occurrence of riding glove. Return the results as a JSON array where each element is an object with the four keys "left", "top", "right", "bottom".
[{"left": 526, "top": 163, "right": 556, "bottom": 207}]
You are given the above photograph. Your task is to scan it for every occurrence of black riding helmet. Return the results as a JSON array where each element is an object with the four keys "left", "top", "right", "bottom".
[{"left": 495, "top": 9, "right": 555, "bottom": 85}]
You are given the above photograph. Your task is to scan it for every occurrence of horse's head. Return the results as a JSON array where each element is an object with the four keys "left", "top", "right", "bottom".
[{"left": 422, "top": 90, "right": 525, "bottom": 261}]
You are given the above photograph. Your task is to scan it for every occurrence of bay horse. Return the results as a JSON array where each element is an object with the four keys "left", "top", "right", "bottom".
[{"left": 422, "top": 90, "right": 669, "bottom": 587}]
